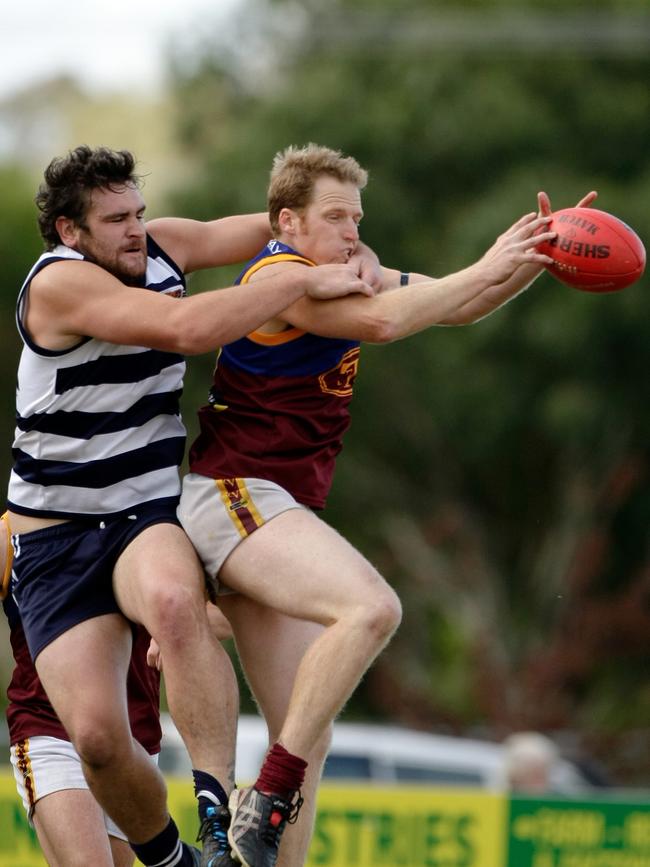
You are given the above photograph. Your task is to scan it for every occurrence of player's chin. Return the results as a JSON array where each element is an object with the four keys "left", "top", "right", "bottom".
[
  {"left": 115, "top": 260, "right": 147, "bottom": 286},
  {"left": 124, "top": 251, "right": 147, "bottom": 271}
]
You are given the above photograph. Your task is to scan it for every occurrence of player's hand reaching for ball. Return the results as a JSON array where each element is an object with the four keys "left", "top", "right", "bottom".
[{"left": 476, "top": 212, "right": 557, "bottom": 286}]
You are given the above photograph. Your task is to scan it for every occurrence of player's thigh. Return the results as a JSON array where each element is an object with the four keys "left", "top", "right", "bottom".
[
  {"left": 219, "top": 508, "right": 391, "bottom": 623},
  {"left": 220, "top": 595, "right": 324, "bottom": 734},
  {"left": 113, "top": 521, "right": 205, "bottom": 622},
  {"left": 33, "top": 789, "right": 115, "bottom": 867},
  {"left": 35, "top": 615, "right": 132, "bottom": 738}
]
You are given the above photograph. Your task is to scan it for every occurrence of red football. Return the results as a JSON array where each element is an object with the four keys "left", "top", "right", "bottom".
[{"left": 537, "top": 207, "right": 646, "bottom": 292}]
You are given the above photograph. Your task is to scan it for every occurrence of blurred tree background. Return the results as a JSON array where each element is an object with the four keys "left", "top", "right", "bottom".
[{"left": 1, "top": 0, "right": 649, "bottom": 786}]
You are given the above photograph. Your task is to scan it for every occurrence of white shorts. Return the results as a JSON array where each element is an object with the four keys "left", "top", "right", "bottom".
[
  {"left": 179, "top": 474, "right": 304, "bottom": 591},
  {"left": 10, "top": 736, "right": 158, "bottom": 840}
]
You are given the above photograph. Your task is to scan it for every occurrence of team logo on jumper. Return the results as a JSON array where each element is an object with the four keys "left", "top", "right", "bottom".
[{"left": 319, "top": 347, "right": 360, "bottom": 396}]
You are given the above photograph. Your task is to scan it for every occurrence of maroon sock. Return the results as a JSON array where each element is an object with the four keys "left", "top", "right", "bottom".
[{"left": 255, "top": 743, "right": 307, "bottom": 800}]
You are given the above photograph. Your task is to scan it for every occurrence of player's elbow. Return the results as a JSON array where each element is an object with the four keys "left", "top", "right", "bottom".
[
  {"left": 166, "top": 310, "right": 217, "bottom": 355},
  {"left": 363, "top": 313, "right": 400, "bottom": 344},
  {"left": 171, "top": 331, "right": 210, "bottom": 355},
  {"left": 161, "top": 323, "right": 201, "bottom": 355}
]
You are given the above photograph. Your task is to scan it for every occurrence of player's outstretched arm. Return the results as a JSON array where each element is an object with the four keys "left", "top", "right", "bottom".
[
  {"left": 28, "top": 261, "right": 373, "bottom": 355},
  {"left": 443, "top": 190, "right": 598, "bottom": 324},
  {"left": 263, "top": 212, "right": 556, "bottom": 342}
]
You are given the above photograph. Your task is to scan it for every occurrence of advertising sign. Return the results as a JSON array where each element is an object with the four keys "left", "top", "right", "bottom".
[
  {"left": 507, "top": 796, "right": 650, "bottom": 867},
  {"left": 1, "top": 771, "right": 649, "bottom": 867}
]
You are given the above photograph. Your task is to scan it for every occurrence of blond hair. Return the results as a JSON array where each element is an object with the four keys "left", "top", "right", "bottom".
[{"left": 268, "top": 143, "right": 368, "bottom": 234}]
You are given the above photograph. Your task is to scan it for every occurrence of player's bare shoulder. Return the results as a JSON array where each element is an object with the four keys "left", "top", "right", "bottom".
[
  {"left": 28, "top": 259, "right": 134, "bottom": 350},
  {"left": 26, "top": 261, "right": 87, "bottom": 349},
  {"left": 31, "top": 257, "right": 116, "bottom": 307}
]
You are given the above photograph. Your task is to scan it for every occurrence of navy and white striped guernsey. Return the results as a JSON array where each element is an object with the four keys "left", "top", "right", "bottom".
[{"left": 7, "top": 236, "right": 187, "bottom": 520}]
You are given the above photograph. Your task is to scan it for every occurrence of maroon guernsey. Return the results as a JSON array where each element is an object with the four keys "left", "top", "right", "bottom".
[{"left": 189, "top": 242, "right": 361, "bottom": 509}]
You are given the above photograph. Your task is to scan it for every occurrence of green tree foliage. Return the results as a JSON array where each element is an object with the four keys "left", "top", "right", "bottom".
[
  {"left": 166, "top": 0, "right": 650, "bottom": 782},
  {"left": 0, "top": 164, "right": 41, "bottom": 705},
  {"left": 0, "top": 165, "right": 42, "bottom": 305},
  {"left": 0, "top": 165, "right": 41, "bottom": 426}
]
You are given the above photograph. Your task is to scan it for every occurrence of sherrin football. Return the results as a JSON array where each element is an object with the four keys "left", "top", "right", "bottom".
[{"left": 537, "top": 207, "right": 646, "bottom": 292}]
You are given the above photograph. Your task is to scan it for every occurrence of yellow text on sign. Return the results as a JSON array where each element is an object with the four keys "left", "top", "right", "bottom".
[
  {"left": 306, "top": 784, "right": 507, "bottom": 867},
  {"left": 0, "top": 772, "right": 507, "bottom": 867}
]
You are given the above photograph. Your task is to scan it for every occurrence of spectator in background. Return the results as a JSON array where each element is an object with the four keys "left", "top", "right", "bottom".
[{"left": 502, "top": 731, "right": 560, "bottom": 794}]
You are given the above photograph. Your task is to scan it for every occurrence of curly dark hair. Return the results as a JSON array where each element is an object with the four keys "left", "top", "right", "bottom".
[{"left": 35, "top": 145, "right": 142, "bottom": 250}]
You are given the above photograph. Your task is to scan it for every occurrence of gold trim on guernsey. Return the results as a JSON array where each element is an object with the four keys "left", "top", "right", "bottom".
[
  {"left": 242, "top": 252, "right": 313, "bottom": 345},
  {"left": 1, "top": 511, "right": 13, "bottom": 600},
  {"left": 246, "top": 328, "right": 306, "bottom": 346}
]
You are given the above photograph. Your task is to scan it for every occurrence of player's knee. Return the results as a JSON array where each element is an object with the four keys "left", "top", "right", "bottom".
[
  {"left": 363, "top": 585, "right": 402, "bottom": 643},
  {"left": 73, "top": 724, "right": 128, "bottom": 770},
  {"left": 145, "top": 582, "right": 206, "bottom": 648}
]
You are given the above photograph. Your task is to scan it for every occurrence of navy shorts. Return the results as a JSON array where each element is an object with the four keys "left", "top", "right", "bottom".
[{"left": 10, "top": 503, "right": 180, "bottom": 661}]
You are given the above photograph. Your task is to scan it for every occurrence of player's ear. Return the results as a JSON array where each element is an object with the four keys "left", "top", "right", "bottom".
[
  {"left": 55, "top": 215, "right": 79, "bottom": 248},
  {"left": 278, "top": 207, "right": 299, "bottom": 236}
]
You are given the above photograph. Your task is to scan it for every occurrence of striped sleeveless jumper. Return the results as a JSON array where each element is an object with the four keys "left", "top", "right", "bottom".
[{"left": 7, "top": 236, "right": 187, "bottom": 519}]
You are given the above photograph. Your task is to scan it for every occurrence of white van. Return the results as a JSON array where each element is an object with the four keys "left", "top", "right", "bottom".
[{"left": 158, "top": 714, "right": 590, "bottom": 792}]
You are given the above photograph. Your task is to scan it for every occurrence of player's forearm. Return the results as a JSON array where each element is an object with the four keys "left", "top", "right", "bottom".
[
  {"left": 281, "top": 253, "right": 541, "bottom": 343},
  {"left": 438, "top": 261, "right": 545, "bottom": 325},
  {"left": 366, "top": 266, "right": 496, "bottom": 341},
  {"left": 280, "top": 265, "right": 492, "bottom": 342},
  {"left": 374, "top": 212, "right": 553, "bottom": 332},
  {"left": 171, "top": 270, "right": 307, "bottom": 354}
]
